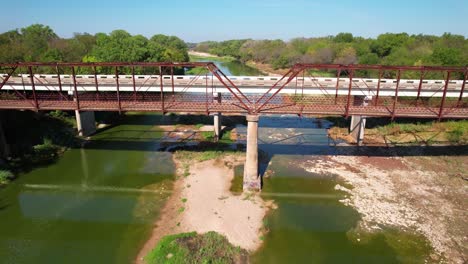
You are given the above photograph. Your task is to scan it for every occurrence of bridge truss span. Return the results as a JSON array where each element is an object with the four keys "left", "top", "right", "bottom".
[{"left": 0, "top": 62, "right": 466, "bottom": 119}]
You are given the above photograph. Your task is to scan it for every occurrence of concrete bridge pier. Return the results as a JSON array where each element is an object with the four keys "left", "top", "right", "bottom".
[
  {"left": 75, "top": 111, "right": 96, "bottom": 137},
  {"left": 214, "top": 112, "right": 222, "bottom": 141},
  {"left": 349, "top": 95, "right": 370, "bottom": 146},
  {"left": 243, "top": 114, "right": 261, "bottom": 192}
]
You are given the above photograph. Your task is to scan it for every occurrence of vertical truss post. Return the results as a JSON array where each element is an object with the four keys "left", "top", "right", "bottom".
[
  {"left": 301, "top": 70, "right": 304, "bottom": 97},
  {"left": 374, "top": 69, "right": 382, "bottom": 106},
  {"left": 115, "top": 66, "right": 121, "bottom": 113},
  {"left": 457, "top": 70, "right": 467, "bottom": 107},
  {"left": 28, "top": 66, "right": 39, "bottom": 110},
  {"left": 416, "top": 69, "right": 424, "bottom": 105},
  {"left": 0, "top": 65, "right": 17, "bottom": 90},
  {"left": 171, "top": 67, "right": 175, "bottom": 102},
  {"left": 391, "top": 70, "right": 401, "bottom": 120},
  {"left": 131, "top": 66, "right": 136, "bottom": 102},
  {"left": 93, "top": 66, "right": 99, "bottom": 100},
  {"left": 71, "top": 66, "right": 80, "bottom": 110},
  {"left": 159, "top": 66, "right": 164, "bottom": 113},
  {"left": 205, "top": 73, "right": 209, "bottom": 114},
  {"left": 55, "top": 65, "right": 63, "bottom": 93},
  {"left": 334, "top": 68, "right": 341, "bottom": 104},
  {"left": 438, "top": 71, "right": 451, "bottom": 119},
  {"left": 344, "top": 69, "right": 354, "bottom": 117}
]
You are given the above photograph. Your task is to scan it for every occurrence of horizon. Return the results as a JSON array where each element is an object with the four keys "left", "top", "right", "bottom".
[{"left": 1, "top": 0, "right": 467, "bottom": 42}]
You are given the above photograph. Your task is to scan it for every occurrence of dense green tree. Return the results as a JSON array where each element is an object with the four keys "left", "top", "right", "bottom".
[{"left": 334, "top": 33, "right": 354, "bottom": 43}]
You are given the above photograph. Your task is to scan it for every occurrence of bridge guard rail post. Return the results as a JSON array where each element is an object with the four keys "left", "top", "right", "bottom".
[{"left": 243, "top": 114, "right": 261, "bottom": 192}]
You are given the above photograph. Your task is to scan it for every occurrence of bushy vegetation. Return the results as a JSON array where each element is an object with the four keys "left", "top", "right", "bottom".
[
  {"left": 145, "top": 231, "right": 248, "bottom": 264},
  {"left": 0, "top": 110, "right": 79, "bottom": 178},
  {"left": 0, "top": 170, "right": 13, "bottom": 185},
  {"left": 0, "top": 24, "right": 189, "bottom": 74},
  {"left": 194, "top": 33, "right": 468, "bottom": 75}
]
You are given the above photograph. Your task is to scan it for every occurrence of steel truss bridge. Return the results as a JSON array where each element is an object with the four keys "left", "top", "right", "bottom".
[{"left": 0, "top": 62, "right": 467, "bottom": 119}]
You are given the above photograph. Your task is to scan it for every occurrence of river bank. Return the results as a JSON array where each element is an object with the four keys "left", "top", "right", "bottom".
[
  {"left": 136, "top": 150, "right": 274, "bottom": 263},
  {"left": 300, "top": 151, "right": 467, "bottom": 263}
]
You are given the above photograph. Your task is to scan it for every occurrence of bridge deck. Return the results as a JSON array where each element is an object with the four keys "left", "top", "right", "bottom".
[{"left": 0, "top": 62, "right": 466, "bottom": 119}]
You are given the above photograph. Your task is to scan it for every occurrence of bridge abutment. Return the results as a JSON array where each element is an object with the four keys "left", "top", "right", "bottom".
[
  {"left": 75, "top": 111, "right": 96, "bottom": 137},
  {"left": 349, "top": 96, "right": 370, "bottom": 146},
  {"left": 243, "top": 114, "right": 261, "bottom": 192}
]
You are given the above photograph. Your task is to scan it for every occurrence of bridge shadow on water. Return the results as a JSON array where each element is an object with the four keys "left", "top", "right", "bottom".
[{"left": 81, "top": 138, "right": 468, "bottom": 155}]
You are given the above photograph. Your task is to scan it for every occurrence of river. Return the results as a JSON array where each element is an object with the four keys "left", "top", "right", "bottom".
[
  {"left": 0, "top": 114, "right": 174, "bottom": 263},
  {"left": 190, "top": 56, "right": 265, "bottom": 76},
  {"left": 0, "top": 58, "right": 433, "bottom": 263}
]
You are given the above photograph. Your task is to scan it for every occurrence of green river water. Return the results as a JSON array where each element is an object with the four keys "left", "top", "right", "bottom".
[{"left": 0, "top": 59, "right": 433, "bottom": 263}]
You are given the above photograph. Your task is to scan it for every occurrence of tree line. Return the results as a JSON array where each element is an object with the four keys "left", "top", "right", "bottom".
[
  {"left": 0, "top": 24, "right": 189, "bottom": 74},
  {"left": 194, "top": 33, "right": 468, "bottom": 71}
]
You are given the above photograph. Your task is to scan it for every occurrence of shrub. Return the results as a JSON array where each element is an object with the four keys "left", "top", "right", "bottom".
[
  {"left": 145, "top": 231, "right": 248, "bottom": 264},
  {"left": 0, "top": 170, "right": 13, "bottom": 185}
]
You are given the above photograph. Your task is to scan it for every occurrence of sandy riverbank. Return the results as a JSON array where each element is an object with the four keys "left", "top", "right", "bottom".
[
  {"left": 136, "top": 154, "right": 269, "bottom": 263},
  {"left": 300, "top": 153, "right": 467, "bottom": 263}
]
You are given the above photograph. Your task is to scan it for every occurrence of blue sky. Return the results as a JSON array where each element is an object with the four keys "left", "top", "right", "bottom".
[{"left": 1, "top": 0, "right": 467, "bottom": 42}]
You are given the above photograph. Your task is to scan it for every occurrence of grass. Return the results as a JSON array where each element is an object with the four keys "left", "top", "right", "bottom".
[
  {"left": 328, "top": 117, "right": 468, "bottom": 145},
  {"left": 174, "top": 146, "right": 243, "bottom": 163},
  {"left": 201, "top": 131, "right": 215, "bottom": 141},
  {"left": 145, "top": 231, "right": 248, "bottom": 264},
  {"left": 374, "top": 120, "right": 468, "bottom": 144}
]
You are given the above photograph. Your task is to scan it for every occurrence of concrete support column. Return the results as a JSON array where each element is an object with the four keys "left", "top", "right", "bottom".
[
  {"left": 0, "top": 117, "right": 10, "bottom": 158},
  {"left": 350, "top": 115, "right": 366, "bottom": 146},
  {"left": 349, "top": 95, "right": 370, "bottom": 146},
  {"left": 214, "top": 112, "right": 222, "bottom": 141},
  {"left": 75, "top": 110, "right": 96, "bottom": 137},
  {"left": 243, "top": 114, "right": 261, "bottom": 192}
]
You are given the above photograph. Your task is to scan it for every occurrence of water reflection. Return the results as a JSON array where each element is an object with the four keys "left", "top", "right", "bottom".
[
  {"left": 0, "top": 114, "right": 175, "bottom": 264},
  {"left": 192, "top": 58, "right": 265, "bottom": 76}
]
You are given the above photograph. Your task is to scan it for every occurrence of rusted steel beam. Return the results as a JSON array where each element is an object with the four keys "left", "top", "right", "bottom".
[
  {"left": 28, "top": 66, "right": 39, "bottom": 110},
  {"left": 209, "top": 68, "right": 251, "bottom": 112},
  {"left": 0, "top": 66, "right": 17, "bottom": 90},
  {"left": 0, "top": 62, "right": 465, "bottom": 74},
  {"left": 344, "top": 69, "right": 354, "bottom": 117},
  {"left": 131, "top": 66, "right": 136, "bottom": 101},
  {"left": 115, "top": 66, "right": 121, "bottom": 113},
  {"left": 171, "top": 67, "right": 175, "bottom": 102},
  {"left": 294, "top": 63, "right": 466, "bottom": 72},
  {"left": 334, "top": 68, "right": 341, "bottom": 104},
  {"left": 457, "top": 70, "right": 467, "bottom": 107},
  {"left": 438, "top": 71, "right": 451, "bottom": 119},
  {"left": 159, "top": 66, "right": 164, "bottom": 113},
  {"left": 55, "top": 65, "right": 63, "bottom": 94},
  {"left": 374, "top": 69, "right": 382, "bottom": 106},
  {"left": 255, "top": 67, "right": 295, "bottom": 105},
  {"left": 391, "top": 70, "right": 402, "bottom": 120},
  {"left": 256, "top": 65, "right": 303, "bottom": 113},
  {"left": 205, "top": 73, "right": 209, "bottom": 114},
  {"left": 212, "top": 64, "right": 252, "bottom": 104},
  {"left": 93, "top": 66, "right": 99, "bottom": 92},
  {"left": 416, "top": 70, "right": 424, "bottom": 103},
  {"left": 71, "top": 66, "right": 80, "bottom": 110},
  {"left": 0, "top": 62, "right": 218, "bottom": 68}
]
